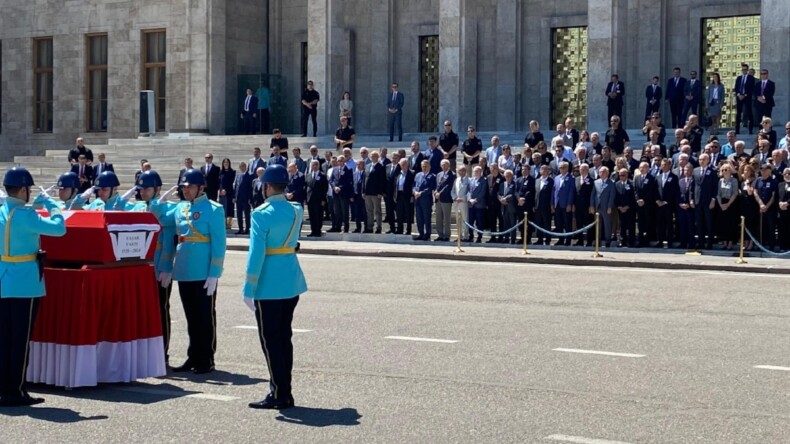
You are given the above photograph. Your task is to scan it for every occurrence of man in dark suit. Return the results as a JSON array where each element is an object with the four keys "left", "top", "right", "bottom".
[
  {"left": 350, "top": 162, "right": 367, "bottom": 233},
  {"left": 655, "top": 158, "right": 679, "bottom": 248},
  {"left": 754, "top": 69, "right": 776, "bottom": 120},
  {"left": 68, "top": 137, "right": 94, "bottom": 165},
  {"left": 606, "top": 74, "right": 625, "bottom": 124},
  {"left": 433, "top": 159, "right": 456, "bottom": 241},
  {"left": 575, "top": 164, "right": 594, "bottom": 246},
  {"left": 677, "top": 164, "right": 696, "bottom": 249},
  {"left": 486, "top": 164, "right": 505, "bottom": 243},
  {"left": 285, "top": 163, "right": 306, "bottom": 206},
  {"left": 251, "top": 167, "right": 266, "bottom": 208},
  {"left": 384, "top": 152, "right": 401, "bottom": 234},
  {"left": 408, "top": 141, "right": 425, "bottom": 174},
  {"left": 645, "top": 76, "right": 662, "bottom": 120},
  {"left": 247, "top": 147, "right": 266, "bottom": 177},
  {"left": 665, "top": 67, "right": 687, "bottom": 128},
  {"left": 240, "top": 88, "right": 259, "bottom": 135},
  {"left": 268, "top": 146, "right": 288, "bottom": 167},
  {"left": 533, "top": 165, "right": 554, "bottom": 245},
  {"left": 201, "top": 153, "right": 220, "bottom": 201},
  {"left": 412, "top": 160, "right": 436, "bottom": 241},
  {"left": 552, "top": 162, "right": 576, "bottom": 246},
  {"left": 305, "top": 160, "right": 328, "bottom": 237},
  {"left": 497, "top": 170, "right": 518, "bottom": 244},
  {"left": 394, "top": 158, "right": 415, "bottom": 235},
  {"left": 300, "top": 81, "right": 320, "bottom": 137},
  {"left": 387, "top": 82, "right": 404, "bottom": 142},
  {"left": 516, "top": 165, "right": 536, "bottom": 244},
  {"left": 614, "top": 168, "right": 637, "bottom": 247},
  {"left": 92, "top": 153, "right": 114, "bottom": 186},
  {"left": 692, "top": 153, "right": 717, "bottom": 249},
  {"left": 682, "top": 70, "right": 702, "bottom": 123},
  {"left": 233, "top": 162, "right": 254, "bottom": 234},
  {"left": 71, "top": 155, "right": 95, "bottom": 193},
  {"left": 328, "top": 157, "right": 353, "bottom": 233},
  {"left": 733, "top": 63, "right": 755, "bottom": 134},
  {"left": 590, "top": 167, "right": 616, "bottom": 248},
  {"left": 466, "top": 165, "right": 488, "bottom": 243},
  {"left": 634, "top": 162, "right": 658, "bottom": 247},
  {"left": 363, "top": 152, "right": 387, "bottom": 233}
]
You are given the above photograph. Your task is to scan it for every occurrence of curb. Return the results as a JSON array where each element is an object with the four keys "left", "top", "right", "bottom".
[{"left": 226, "top": 244, "right": 790, "bottom": 275}]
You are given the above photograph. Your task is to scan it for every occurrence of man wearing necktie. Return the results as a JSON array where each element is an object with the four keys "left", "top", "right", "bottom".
[
  {"left": 350, "top": 162, "right": 366, "bottom": 233},
  {"left": 754, "top": 69, "right": 776, "bottom": 120},
  {"left": 70, "top": 155, "right": 95, "bottom": 193},
  {"left": 305, "top": 160, "right": 327, "bottom": 237},
  {"left": 92, "top": 153, "right": 115, "bottom": 186},
  {"left": 387, "top": 83, "right": 404, "bottom": 142},
  {"left": 644, "top": 76, "right": 662, "bottom": 120},
  {"left": 733, "top": 63, "right": 755, "bottom": 134},
  {"left": 240, "top": 88, "right": 258, "bottom": 135},
  {"left": 682, "top": 70, "right": 702, "bottom": 124},
  {"left": 665, "top": 67, "right": 687, "bottom": 128},
  {"left": 412, "top": 160, "right": 436, "bottom": 241}
]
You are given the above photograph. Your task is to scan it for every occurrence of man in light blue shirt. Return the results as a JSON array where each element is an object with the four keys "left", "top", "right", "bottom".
[
  {"left": 255, "top": 80, "right": 271, "bottom": 134},
  {"left": 721, "top": 130, "right": 737, "bottom": 157},
  {"left": 485, "top": 135, "right": 502, "bottom": 165}
]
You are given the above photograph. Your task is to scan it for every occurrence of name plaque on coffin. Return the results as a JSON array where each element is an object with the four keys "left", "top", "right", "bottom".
[{"left": 38, "top": 210, "right": 161, "bottom": 264}]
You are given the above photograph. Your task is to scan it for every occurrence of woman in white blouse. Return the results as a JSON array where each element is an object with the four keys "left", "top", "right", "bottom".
[
  {"left": 339, "top": 91, "right": 353, "bottom": 127},
  {"left": 706, "top": 73, "right": 725, "bottom": 136},
  {"left": 497, "top": 144, "right": 515, "bottom": 171}
]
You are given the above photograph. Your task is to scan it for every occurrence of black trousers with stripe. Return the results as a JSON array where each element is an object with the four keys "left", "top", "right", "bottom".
[
  {"left": 0, "top": 297, "right": 40, "bottom": 399},
  {"left": 177, "top": 281, "right": 217, "bottom": 368},
  {"left": 158, "top": 281, "right": 173, "bottom": 364},
  {"left": 255, "top": 296, "right": 299, "bottom": 401}
]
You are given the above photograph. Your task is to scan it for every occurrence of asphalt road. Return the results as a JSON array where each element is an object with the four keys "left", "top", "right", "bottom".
[{"left": 2, "top": 253, "right": 789, "bottom": 443}]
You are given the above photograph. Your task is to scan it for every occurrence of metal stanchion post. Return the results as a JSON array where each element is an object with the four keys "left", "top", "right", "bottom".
[
  {"left": 592, "top": 212, "right": 603, "bottom": 258},
  {"left": 522, "top": 212, "right": 529, "bottom": 255},
  {"left": 455, "top": 211, "right": 464, "bottom": 253},
  {"left": 736, "top": 215, "right": 747, "bottom": 264}
]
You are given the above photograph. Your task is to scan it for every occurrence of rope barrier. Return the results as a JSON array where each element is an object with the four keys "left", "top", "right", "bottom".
[
  {"left": 463, "top": 219, "right": 525, "bottom": 236},
  {"left": 527, "top": 220, "right": 597, "bottom": 238},
  {"left": 743, "top": 228, "right": 790, "bottom": 257}
]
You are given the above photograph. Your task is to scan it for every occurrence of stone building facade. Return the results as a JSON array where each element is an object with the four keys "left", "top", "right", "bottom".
[{"left": 0, "top": 0, "right": 787, "bottom": 159}]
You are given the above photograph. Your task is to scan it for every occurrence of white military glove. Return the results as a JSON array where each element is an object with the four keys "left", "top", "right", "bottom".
[
  {"left": 120, "top": 186, "right": 139, "bottom": 201},
  {"left": 0, "top": 189, "right": 5, "bottom": 204},
  {"left": 159, "top": 185, "right": 179, "bottom": 202},
  {"left": 38, "top": 186, "right": 54, "bottom": 200},
  {"left": 80, "top": 186, "right": 96, "bottom": 201},
  {"left": 157, "top": 272, "right": 172, "bottom": 288},
  {"left": 204, "top": 277, "right": 218, "bottom": 296},
  {"left": 243, "top": 297, "right": 256, "bottom": 312}
]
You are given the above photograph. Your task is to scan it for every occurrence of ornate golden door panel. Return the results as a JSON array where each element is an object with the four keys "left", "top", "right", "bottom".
[
  {"left": 420, "top": 35, "right": 440, "bottom": 133},
  {"left": 551, "top": 27, "right": 588, "bottom": 128}
]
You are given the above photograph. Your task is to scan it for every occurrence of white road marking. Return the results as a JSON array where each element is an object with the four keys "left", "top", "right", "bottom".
[
  {"left": 385, "top": 336, "right": 458, "bottom": 344},
  {"left": 232, "top": 325, "right": 312, "bottom": 333},
  {"left": 545, "top": 434, "right": 633, "bottom": 444},
  {"left": 552, "top": 348, "right": 645, "bottom": 358},
  {"left": 754, "top": 365, "right": 790, "bottom": 372},
  {"left": 115, "top": 386, "right": 239, "bottom": 402}
]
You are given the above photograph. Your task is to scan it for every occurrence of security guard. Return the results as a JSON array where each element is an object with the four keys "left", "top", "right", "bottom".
[
  {"left": 151, "top": 169, "right": 225, "bottom": 374},
  {"left": 86, "top": 171, "right": 133, "bottom": 211},
  {"left": 33, "top": 172, "right": 88, "bottom": 210},
  {"left": 124, "top": 171, "right": 178, "bottom": 364},
  {"left": 0, "top": 167, "right": 66, "bottom": 407},
  {"left": 244, "top": 164, "right": 307, "bottom": 410}
]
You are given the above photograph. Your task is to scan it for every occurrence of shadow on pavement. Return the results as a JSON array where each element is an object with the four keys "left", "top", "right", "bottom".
[
  {"left": 29, "top": 381, "right": 196, "bottom": 405},
  {"left": 162, "top": 369, "right": 266, "bottom": 387},
  {"left": 0, "top": 406, "right": 108, "bottom": 423},
  {"left": 276, "top": 406, "right": 362, "bottom": 427}
]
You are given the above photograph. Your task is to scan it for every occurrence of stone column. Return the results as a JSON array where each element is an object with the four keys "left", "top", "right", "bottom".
[
  {"left": 627, "top": 0, "right": 665, "bottom": 124},
  {"left": 495, "top": 0, "right": 517, "bottom": 131},
  {"left": 368, "top": 0, "right": 392, "bottom": 133},
  {"left": 439, "top": 0, "right": 462, "bottom": 128},
  {"left": 307, "top": 0, "right": 346, "bottom": 136},
  {"left": 761, "top": 0, "right": 790, "bottom": 125},
  {"left": 587, "top": 0, "right": 627, "bottom": 131}
]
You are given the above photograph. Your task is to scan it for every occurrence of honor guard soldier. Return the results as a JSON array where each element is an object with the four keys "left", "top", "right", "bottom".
[
  {"left": 244, "top": 164, "right": 307, "bottom": 410},
  {"left": 151, "top": 169, "right": 225, "bottom": 374},
  {"left": 85, "top": 171, "right": 123, "bottom": 211},
  {"left": 32, "top": 172, "right": 88, "bottom": 210},
  {"left": 126, "top": 171, "right": 178, "bottom": 364},
  {"left": 0, "top": 167, "right": 66, "bottom": 407}
]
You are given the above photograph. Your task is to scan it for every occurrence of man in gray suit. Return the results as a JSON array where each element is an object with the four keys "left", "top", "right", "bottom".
[{"left": 590, "top": 166, "right": 615, "bottom": 247}]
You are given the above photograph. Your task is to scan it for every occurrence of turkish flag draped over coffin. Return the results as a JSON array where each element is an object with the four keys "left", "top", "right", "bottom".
[
  {"left": 28, "top": 210, "right": 166, "bottom": 388},
  {"left": 38, "top": 210, "right": 161, "bottom": 264}
]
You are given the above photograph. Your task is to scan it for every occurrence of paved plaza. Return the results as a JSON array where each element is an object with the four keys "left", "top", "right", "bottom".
[{"left": 2, "top": 252, "right": 788, "bottom": 443}]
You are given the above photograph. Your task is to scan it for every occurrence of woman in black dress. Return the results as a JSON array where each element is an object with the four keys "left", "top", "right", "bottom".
[
  {"left": 739, "top": 164, "right": 759, "bottom": 251},
  {"left": 219, "top": 158, "right": 236, "bottom": 229},
  {"left": 716, "top": 163, "right": 739, "bottom": 249}
]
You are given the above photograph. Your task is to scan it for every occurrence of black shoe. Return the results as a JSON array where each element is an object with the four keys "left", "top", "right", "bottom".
[
  {"left": 405, "top": 231, "right": 411, "bottom": 236},
  {"left": 433, "top": 237, "right": 444, "bottom": 242},
  {"left": 375, "top": 228, "right": 382, "bottom": 234},
  {"left": 585, "top": 242, "right": 593, "bottom": 247},
  {"left": 475, "top": 238, "right": 482, "bottom": 243},
  {"left": 170, "top": 361, "right": 194, "bottom": 372},
  {"left": 605, "top": 242, "right": 611, "bottom": 248},
  {"left": 385, "top": 230, "right": 394, "bottom": 234},
  {"left": 301, "top": 134, "right": 307, "bottom": 137},
  {"left": 363, "top": 229, "right": 373, "bottom": 234},
  {"left": 352, "top": 228, "right": 361, "bottom": 233},
  {"left": 0, "top": 395, "right": 45, "bottom": 407},
  {"left": 326, "top": 228, "right": 340, "bottom": 233},
  {"left": 305, "top": 233, "right": 317, "bottom": 237},
  {"left": 249, "top": 394, "right": 294, "bottom": 410},
  {"left": 574, "top": 240, "right": 584, "bottom": 246},
  {"left": 465, "top": 237, "right": 473, "bottom": 242},
  {"left": 235, "top": 230, "right": 244, "bottom": 235},
  {"left": 193, "top": 365, "right": 215, "bottom": 375}
]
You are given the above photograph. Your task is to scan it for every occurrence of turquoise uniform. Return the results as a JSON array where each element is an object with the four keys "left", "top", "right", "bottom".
[
  {"left": 152, "top": 194, "right": 225, "bottom": 282},
  {"left": 243, "top": 194, "right": 307, "bottom": 299},
  {"left": 132, "top": 198, "right": 176, "bottom": 275},
  {"left": 0, "top": 197, "right": 66, "bottom": 298},
  {"left": 33, "top": 195, "right": 86, "bottom": 211},
  {"left": 85, "top": 194, "right": 123, "bottom": 211}
]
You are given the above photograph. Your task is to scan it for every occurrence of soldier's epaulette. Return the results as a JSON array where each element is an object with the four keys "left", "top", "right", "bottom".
[{"left": 209, "top": 200, "right": 223, "bottom": 210}]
